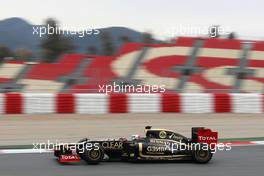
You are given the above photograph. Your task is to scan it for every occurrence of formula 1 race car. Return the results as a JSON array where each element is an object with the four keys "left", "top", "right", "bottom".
[{"left": 54, "top": 126, "right": 218, "bottom": 164}]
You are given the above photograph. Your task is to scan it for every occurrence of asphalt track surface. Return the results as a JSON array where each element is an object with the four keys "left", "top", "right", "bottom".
[{"left": 0, "top": 146, "right": 263, "bottom": 176}]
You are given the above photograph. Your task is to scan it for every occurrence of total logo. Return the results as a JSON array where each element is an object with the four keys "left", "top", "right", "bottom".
[
  {"left": 198, "top": 136, "right": 217, "bottom": 141},
  {"left": 60, "top": 155, "right": 80, "bottom": 160}
]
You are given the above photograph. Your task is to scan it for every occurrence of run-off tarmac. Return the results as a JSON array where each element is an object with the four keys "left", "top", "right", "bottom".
[{"left": 0, "top": 113, "right": 264, "bottom": 145}]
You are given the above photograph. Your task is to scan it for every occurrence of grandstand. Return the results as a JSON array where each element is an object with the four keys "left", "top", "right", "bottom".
[{"left": 0, "top": 37, "right": 263, "bottom": 93}]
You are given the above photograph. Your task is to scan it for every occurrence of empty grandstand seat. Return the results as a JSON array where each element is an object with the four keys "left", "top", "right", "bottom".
[
  {"left": 250, "top": 41, "right": 264, "bottom": 60},
  {"left": 112, "top": 37, "right": 221, "bottom": 93},
  {"left": 175, "top": 37, "right": 200, "bottom": 46},
  {"left": 25, "top": 54, "right": 85, "bottom": 80},
  {"left": 70, "top": 56, "right": 116, "bottom": 93},
  {"left": 135, "top": 37, "right": 201, "bottom": 92},
  {"left": 242, "top": 41, "right": 264, "bottom": 92},
  {"left": 203, "top": 38, "right": 241, "bottom": 49},
  {"left": 0, "top": 62, "right": 25, "bottom": 79},
  {"left": 0, "top": 37, "right": 262, "bottom": 93},
  {"left": 190, "top": 38, "right": 243, "bottom": 92},
  {"left": 21, "top": 54, "right": 86, "bottom": 92}
]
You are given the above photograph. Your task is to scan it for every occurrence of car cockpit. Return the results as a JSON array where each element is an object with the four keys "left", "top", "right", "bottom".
[{"left": 144, "top": 126, "right": 187, "bottom": 142}]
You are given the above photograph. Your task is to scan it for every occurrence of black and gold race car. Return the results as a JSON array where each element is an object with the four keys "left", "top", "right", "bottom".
[{"left": 54, "top": 126, "right": 218, "bottom": 164}]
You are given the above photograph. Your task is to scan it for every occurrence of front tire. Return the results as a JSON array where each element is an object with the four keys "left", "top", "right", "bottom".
[
  {"left": 83, "top": 145, "right": 104, "bottom": 164},
  {"left": 76, "top": 139, "right": 88, "bottom": 160}
]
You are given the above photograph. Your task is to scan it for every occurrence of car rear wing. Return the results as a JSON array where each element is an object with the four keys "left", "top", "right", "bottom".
[{"left": 191, "top": 127, "right": 218, "bottom": 145}]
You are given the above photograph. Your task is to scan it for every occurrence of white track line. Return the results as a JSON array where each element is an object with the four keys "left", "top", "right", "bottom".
[{"left": 0, "top": 149, "right": 52, "bottom": 154}]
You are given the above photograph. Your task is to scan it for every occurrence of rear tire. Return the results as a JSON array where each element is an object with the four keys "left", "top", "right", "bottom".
[{"left": 192, "top": 144, "right": 213, "bottom": 164}]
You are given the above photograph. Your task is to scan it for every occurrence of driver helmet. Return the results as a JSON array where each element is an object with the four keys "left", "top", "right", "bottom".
[{"left": 131, "top": 134, "right": 140, "bottom": 140}]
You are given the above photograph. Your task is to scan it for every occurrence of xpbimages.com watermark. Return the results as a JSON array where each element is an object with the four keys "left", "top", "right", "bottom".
[
  {"left": 33, "top": 140, "right": 100, "bottom": 153},
  {"left": 159, "top": 25, "right": 232, "bottom": 38},
  {"left": 32, "top": 24, "right": 100, "bottom": 38},
  {"left": 98, "top": 82, "right": 166, "bottom": 94}
]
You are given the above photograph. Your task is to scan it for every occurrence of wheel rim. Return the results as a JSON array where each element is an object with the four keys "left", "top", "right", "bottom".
[
  {"left": 197, "top": 150, "right": 209, "bottom": 160},
  {"left": 89, "top": 149, "right": 101, "bottom": 160}
]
